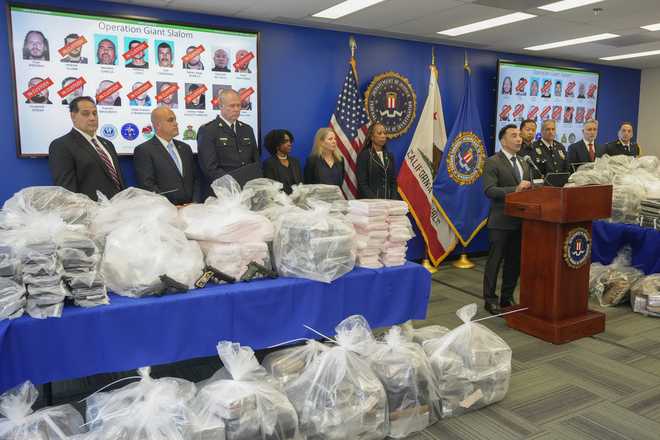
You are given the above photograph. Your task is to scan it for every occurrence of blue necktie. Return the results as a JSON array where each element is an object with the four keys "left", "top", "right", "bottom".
[{"left": 167, "top": 141, "right": 182, "bottom": 174}]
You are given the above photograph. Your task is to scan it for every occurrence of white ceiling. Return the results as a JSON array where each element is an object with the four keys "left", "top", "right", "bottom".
[{"left": 114, "top": 0, "right": 660, "bottom": 69}]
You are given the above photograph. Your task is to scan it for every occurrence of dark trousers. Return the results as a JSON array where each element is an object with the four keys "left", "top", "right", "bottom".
[{"left": 483, "top": 228, "right": 522, "bottom": 305}]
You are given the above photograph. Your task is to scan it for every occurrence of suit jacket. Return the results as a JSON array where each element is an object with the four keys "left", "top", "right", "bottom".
[
  {"left": 133, "top": 136, "right": 201, "bottom": 205},
  {"left": 567, "top": 140, "right": 603, "bottom": 170},
  {"left": 356, "top": 147, "right": 399, "bottom": 200},
  {"left": 482, "top": 151, "right": 531, "bottom": 230},
  {"left": 263, "top": 156, "right": 302, "bottom": 194},
  {"left": 303, "top": 155, "right": 344, "bottom": 186},
  {"left": 48, "top": 129, "right": 125, "bottom": 201},
  {"left": 197, "top": 116, "right": 259, "bottom": 185},
  {"left": 604, "top": 140, "right": 640, "bottom": 157}
]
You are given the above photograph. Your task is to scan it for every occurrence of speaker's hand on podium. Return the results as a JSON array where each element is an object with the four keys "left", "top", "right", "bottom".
[{"left": 516, "top": 180, "right": 532, "bottom": 192}]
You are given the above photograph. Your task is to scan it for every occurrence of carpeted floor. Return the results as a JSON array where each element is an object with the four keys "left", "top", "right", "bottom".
[{"left": 43, "top": 257, "right": 660, "bottom": 439}]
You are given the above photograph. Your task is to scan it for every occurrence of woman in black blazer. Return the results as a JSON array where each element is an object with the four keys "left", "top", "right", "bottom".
[
  {"left": 304, "top": 127, "right": 344, "bottom": 187},
  {"left": 356, "top": 122, "right": 399, "bottom": 199},
  {"left": 262, "top": 129, "right": 302, "bottom": 194}
]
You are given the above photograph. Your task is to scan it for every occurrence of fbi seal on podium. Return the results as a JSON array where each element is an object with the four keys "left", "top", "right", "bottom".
[
  {"left": 446, "top": 132, "right": 486, "bottom": 185},
  {"left": 563, "top": 227, "right": 591, "bottom": 269},
  {"left": 365, "top": 71, "right": 416, "bottom": 138}
]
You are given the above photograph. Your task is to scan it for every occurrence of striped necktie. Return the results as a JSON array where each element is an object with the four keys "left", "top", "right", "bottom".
[{"left": 90, "top": 138, "right": 122, "bottom": 190}]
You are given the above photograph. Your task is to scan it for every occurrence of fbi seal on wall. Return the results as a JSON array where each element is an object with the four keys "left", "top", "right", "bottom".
[
  {"left": 365, "top": 71, "right": 416, "bottom": 138},
  {"left": 563, "top": 227, "right": 591, "bottom": 269},
  {"left": 446, "top": 132, "right": 486, "bottom": 185}
]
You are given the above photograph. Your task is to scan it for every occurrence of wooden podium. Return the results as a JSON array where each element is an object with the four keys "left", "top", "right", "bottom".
[{"left": 503, "top": 185, "right": 613, "bottom": 344}]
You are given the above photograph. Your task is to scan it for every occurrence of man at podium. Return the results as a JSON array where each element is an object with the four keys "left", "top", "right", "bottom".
[{"left": 482, "top": 124, "right": 532, "bottom": 315}]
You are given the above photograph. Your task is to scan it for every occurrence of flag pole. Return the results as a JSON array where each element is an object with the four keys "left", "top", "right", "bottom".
[
  {"left": 423, "top": 46, "right": 439, "bottom": 274},
  {"left": 452, "top": 50, "right": 476, "bottom": 270}
]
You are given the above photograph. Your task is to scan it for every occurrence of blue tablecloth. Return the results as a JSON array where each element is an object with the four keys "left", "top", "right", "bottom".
[
  {"left": 592, "top": 221, "right": 660, "bottom": 275},
  {"left": 0, "top": 262, "right": 430, "bottom": 393}
]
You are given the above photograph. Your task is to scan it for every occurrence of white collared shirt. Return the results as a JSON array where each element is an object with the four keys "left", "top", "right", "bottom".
[
  {"left": 618, "top": 138, "right": 630, "bottom": 148},
  {"left": 156, "top": 135, "right": 183, "bottom": 176},
  {"left": 73, "top": 127, "right": 116, "bottom": 172},
  {"left": 541, "top": 138, "right": 553, "bottom": 149},
  {"left": 502, "top": 148, "right": 523, "bottom": 180},
  {"left": 219, "top": 115, "right": 237, "bottom": 132}
]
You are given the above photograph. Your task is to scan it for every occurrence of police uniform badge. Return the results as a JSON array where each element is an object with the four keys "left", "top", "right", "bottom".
[
  {"left": 558, "top": 149, "right": 565, "bottom": 160},
  {"left": 563, "top": 228, "right": 591, "bottom": 269},
  {"left": 535, "top": 147, "right": 542, "bottom": 156},
  {"left": 446, "top": 132, "right": 486, "bottom": 185},
  {"left": 365, "top": 71, "right": 416, "bottom": 138}
]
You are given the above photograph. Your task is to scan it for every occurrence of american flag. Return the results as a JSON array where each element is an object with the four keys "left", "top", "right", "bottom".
[{"left": 330, "top": 59, "right": 370, "bottom": 199}]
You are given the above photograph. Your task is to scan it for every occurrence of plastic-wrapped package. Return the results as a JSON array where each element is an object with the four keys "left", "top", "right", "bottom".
[
  {"left": 589, "top": 246, "right": 644, "bottom": 307},
  {"left": 198, "top": 241, "right": 272, "bottom": 280},
  {"left": 632, "top": 155, "right": 660, "bottom": 172},
  {"left": 0, "top": 277, "right": 26, "bottom": 320},
  {"left": 57, "top": 232, "right": 108, "bottom": 308},
  {"left": 101, "top": 219, "right": 204, "bottom": 297},
  {"left": 243, "top": 179, "right": 295, "bottom": 220},
  {"left": 263, "top": 341, "right": 330, "bottom": 388},
  {"left": 180, "top": 203, "right": 273, "bottom": 244},
  {"left": 273, "top": 203, "right": 355, "bottom": 283},
  {"left": 0, "top": 244, "right": 20, "bottom": 279},
  {"left": 91, "top": 188, "right": 181, "bottom": 239},
  {"left": 400, "top": 323, "right": 451, "bottom": 347},
  {"left": 366, "top": 327, "right": 440, "bottom": 438},
  {"left": 192, "top": 341, "right": 301, "bottom": 440},
  {"left": 0, "top": 381, "right": 85, "bottom": 439},
  {"left": 290, "top": 185, "right": 347, "bottom": 214},
  {"left": 424, "top": 304, "right": 511, "bottom": 418},
  {"left": 283, "top": 316, "right": 388, "bottom": 440},
  {"left": 630, "top": 274, "right": 660, "bottom": 317},
  {"left": 85, "top": 367, "right": 196, "bottom": 440},
  {"left": 21, "top": 242, "right": 67, "bottom": 319},
  {"left": 2, "top": 186, "right": 97, "bottom": 226}
]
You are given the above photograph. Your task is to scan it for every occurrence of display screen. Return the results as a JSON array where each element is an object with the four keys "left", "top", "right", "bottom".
[
  {"left": 495, "top": 60, "right": 599, "bottom": 149},
  {"left": 9, "top": 5, "right": 259, "bottom": 156}
]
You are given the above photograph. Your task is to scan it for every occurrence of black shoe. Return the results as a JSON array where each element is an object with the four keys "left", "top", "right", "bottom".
[
  {"left": 484, "top": 303, "right": 502, "bottom": 315},
  {"left": 500, "top": 299, "right": 515, "bottom": 308}
]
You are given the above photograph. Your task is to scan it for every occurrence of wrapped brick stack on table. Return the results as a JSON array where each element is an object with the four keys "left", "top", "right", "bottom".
[
  {"left": 290, "top": 184, "right": 348, "bottom": 215},
  {"left": 0, "top": 243, "right": 25, "bottom": 320},
  {"left": 631, "top": 274, "right": 660, "bottom": 317},
  {"left": 180, "top": 175, "right": 274, "bottom": 282},
  {"left": 348, "top": 200, "right": 414, "bottom": 269},
  {"left": 57, "top": 232, "right": 108, "bottom": 308}
]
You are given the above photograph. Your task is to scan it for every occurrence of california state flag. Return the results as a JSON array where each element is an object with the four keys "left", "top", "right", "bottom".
[{"left": 397, "top": 65, "right": 457, "bottom": 265}]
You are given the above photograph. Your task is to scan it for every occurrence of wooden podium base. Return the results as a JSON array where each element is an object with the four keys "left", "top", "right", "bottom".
[{"left": 505, "top": 307, "right": 605, "bottom": 345}]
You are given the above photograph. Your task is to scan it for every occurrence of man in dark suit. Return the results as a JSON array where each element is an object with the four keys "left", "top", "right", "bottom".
[
  {"left": 604, "top": 122, "right": 641, "bottom": 157},
  {"left": 482, "top": 124, "right": 532, "bottom": 315},
  {"left": 48, "top": 96, "right": 125, "bottom": 201},
  {"left": 523, "top": 119, "right": 569, "bottom": 176},
  {"left": 197, "top": 88, "right": 260, "bottom": 188},
  {"left": 567, "top": 119, "right": 602, "bottom": 171},
  {"left": 134, "top": 106, "right": 200, "bottom": 205}
]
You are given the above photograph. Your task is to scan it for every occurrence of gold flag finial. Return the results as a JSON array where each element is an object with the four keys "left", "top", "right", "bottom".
[
  {"left": 431, "top": 46, "right": 436, "bottom": 66},
  {"left": 464, "top": 50, "right": 471, "bottom": 74},
  {"left": 349, "top": 36, "right": 357, "bottom": 58}
]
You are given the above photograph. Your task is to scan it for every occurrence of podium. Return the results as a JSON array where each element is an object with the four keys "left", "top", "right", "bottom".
[{"left": 504, "top": 185, "right": 612, "bottom": 344}]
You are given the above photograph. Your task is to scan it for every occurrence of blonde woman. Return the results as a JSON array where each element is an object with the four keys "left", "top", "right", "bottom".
[{"left": 303, "top": 127, "right": 344, "bottom": 186}]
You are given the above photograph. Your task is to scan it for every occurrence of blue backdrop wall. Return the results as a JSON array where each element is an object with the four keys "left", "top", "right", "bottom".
[{"left": 0, "top": 0, "right": 641, "bottom": 259}]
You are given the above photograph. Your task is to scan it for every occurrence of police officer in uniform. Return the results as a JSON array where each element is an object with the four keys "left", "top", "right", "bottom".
[
  {"left": 523, "top": 119, "right": 568, "bottom": 175},
  {"left": 604, "top": 122, "right": 641, "bottom": 157},
  {"left": 518, "top": 119, "right": 537, "bottom": 159},
  {"left": 197, "top": 88, "right": 259, "bottom": 188}
]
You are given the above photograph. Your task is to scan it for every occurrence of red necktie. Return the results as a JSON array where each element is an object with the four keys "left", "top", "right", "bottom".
[
  {"left": 588, "top": 143, "right": 595, "bottom": 161},
  {"left": 91, "top": 138, "right": 122, "bottom": 190}
]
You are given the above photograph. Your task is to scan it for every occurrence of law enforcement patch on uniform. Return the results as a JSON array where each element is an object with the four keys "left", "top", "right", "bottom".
[
  {"left": 446, "top": 132, "right": 486, "bottom": 185},
  {"left": 563, "top": 227, "right": 591, "bottom": 269},
  {"left": 365, "top": 71, "right": 416, "bottom": 138}
]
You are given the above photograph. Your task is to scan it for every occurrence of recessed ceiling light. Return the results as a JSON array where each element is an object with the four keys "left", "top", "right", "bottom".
[
  {"left": 312, "top": 0, "right": 387, "bottom": 19},
  {"left": 641, "top": 23, "right": 660, "bottom": 31},
  {"left": 539, "top": 0, "right": 605, "bottom": 12},
  {"left": 525, "top": 33, "right": 619, "bottom": 51},
  {"left": 437, "top": 12, "right": 536, "bottom": 37},
  {"left": 601, "top": 49, "right": 660, "bottom": 61}
]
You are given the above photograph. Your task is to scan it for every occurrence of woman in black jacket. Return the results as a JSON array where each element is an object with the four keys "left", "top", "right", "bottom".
[
  {"left": 262, "top": 129, "right": 302, "bottom": 194},
  {"left": 304, "top": 127, "right": 344, "bottom": 187},
  {"left": 356, "top": 122, "right": 399, "bottom": 199}
]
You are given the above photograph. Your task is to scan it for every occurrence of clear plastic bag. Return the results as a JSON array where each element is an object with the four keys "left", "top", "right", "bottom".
[
  {"left": 283, "top": 316, "right": 388, "bottom": 440},
  {"left": 191, "top": 341, "right": 301, "bottom": 440},
  {"left": 291, "top": 185, "right": 347, "bottom": 215},
  {"left": 400, "top": 322, "right": 451, "bottom": 347},
  {"left": 630, "top": 274, "right": 660, "bottom": 317},
  {"left": 243, "top": 179, "right": 294, "bottom": 220},
  {"left": 263, "top": 341, "right": 330, "bottom": 388},
  {"left": 180, "top": 203, "right": 273, "bottom": 243},
  {"left": 0, "top": 277, "right": 26, "bottom": 320},
  {"left": 366, "top": 326, "right": 440, "bottom": 438},
  {"left": 198, "top": 241, "right": 271, "bottom": 280},
  {"left": 101, "top": 219, "right": 204, "bottom": 297},
  {"left": 424, "top": 304, "right": 512, "bottom": 418},
  {"left": 85, "top": 367, "right": 196, "bottom": 440},
  {"left": 2, "top": 186, "right": 97, "bottom": 226},
  {"left": 273, "top": 203, "right": 355, "bottom": 283},
  {"left": 589, "top": 247, "right": 644, "bottom": 307},
  {"left": 0, "top": 381, "right": 84, "bottom": 439},
  {"left": 91, "top": 188, "right": 181, "bottom": 239}
]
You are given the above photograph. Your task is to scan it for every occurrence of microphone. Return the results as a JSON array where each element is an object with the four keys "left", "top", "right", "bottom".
[{"left": 523, "top": 155, "right": 543, "bottom": 178}]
